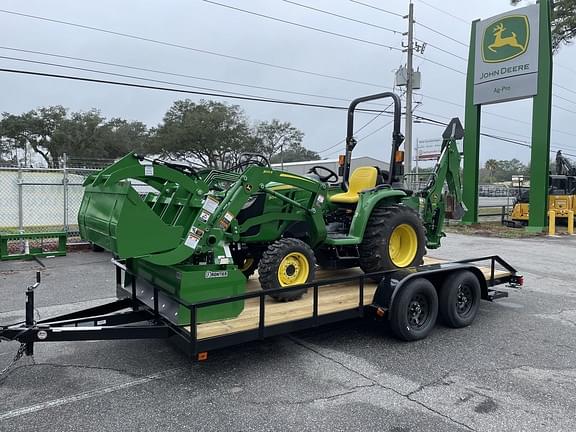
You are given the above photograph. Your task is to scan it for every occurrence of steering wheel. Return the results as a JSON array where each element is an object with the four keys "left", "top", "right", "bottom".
[{"left": 308, "top": 166, "right": 339, "bottom": 183}]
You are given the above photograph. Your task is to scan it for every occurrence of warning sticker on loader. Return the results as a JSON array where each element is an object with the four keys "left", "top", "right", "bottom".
[
  {"left": 218, "top": 211, "right": 235, "bottom": 230},
  {"left": 144, "top": 165, "right": 154, "bottom": 176},
  {"left": 199, "top": 209, "right": 211, "bottom": 223},
  {"left": 184, "top": 226, "right": 204, "bottom": 249},
  {"left": 202, "top": 196, "right": 219, "bottom": 214}
]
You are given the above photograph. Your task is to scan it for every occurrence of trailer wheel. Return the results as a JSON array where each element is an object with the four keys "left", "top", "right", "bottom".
[
  {"left": 439, "top": 270, "right": 481, "bottom": 328},
  {"left": 258, "top": 238, "right": 316, "bottom": 302},
  {"left": 389, "top": 278, "right": 438, "bottom": 341}
]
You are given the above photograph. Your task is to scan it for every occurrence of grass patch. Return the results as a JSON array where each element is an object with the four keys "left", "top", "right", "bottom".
[{"left": 444, "top": 221, "right": 545, "bottom": 239}]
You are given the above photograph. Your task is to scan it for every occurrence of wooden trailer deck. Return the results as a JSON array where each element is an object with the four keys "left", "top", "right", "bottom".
[{"left": 193, "top": 257, "right": 510, "bottom": 340}]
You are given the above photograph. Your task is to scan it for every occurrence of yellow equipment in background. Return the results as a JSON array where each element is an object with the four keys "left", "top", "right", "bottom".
[{"left": 510, "top": 175, "right": 576, "bottom": 224}]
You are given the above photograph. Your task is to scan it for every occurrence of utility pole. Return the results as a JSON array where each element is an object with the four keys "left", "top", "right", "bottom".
[{"left": 403, "top": 1, "right": 414, "bottom": 181}]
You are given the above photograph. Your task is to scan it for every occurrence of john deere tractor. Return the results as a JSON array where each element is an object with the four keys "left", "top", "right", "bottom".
[{"left": 78, "top": 92, "right": 464, "bottom": 324}]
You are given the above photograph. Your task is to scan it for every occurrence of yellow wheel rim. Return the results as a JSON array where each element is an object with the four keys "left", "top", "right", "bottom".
[
  {"left": 277, "top": 252, "right": 310, "bottom": 286},
  {"left": 389, "top": 224, "right": 418, "bottom": 267},
  {"left": 239, "top": 257, "right": 254, "bottom": 272}
]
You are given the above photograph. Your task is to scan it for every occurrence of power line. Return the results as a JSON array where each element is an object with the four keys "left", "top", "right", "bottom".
[
  {"left": 553, "top": 104, "right": 576, "bottom": 115},
  {"left": 555, "top": 93, "right": 576, "bottom": 107},
  {"left": 414, "top": 113, "right": 576, "bottom": 157},
  {"left": 0, "top": 49, "right": 393, "bottom": 106},
  {"left": 0, "top": 9, "right": 393, "bottom": 89},
  {"left": 415, "top": 21, "right": 469, "bottom": 48},
  {"left": 317, "top": 96, "right": 402, "bottom": 154},
  {"left": 0, "top": 67, "right": 389, "bottom": 114},
  {"left": 419, "top": 40, "right": 468, "bottom": 61},
  {"left": 413, "top": 53, "right": 466, "bottom": 75},
  {"left": 348, "top": 0, "right": 404, "bottom": 18},
  {"left": 2, "top": 8, "right": 576, "bottom": 139},
  {"left": 554, "top": 82, "right": 576, "bottom": 97},
  {"left": 324, "top": 119, "right": 395, "bottom": 157},
  {"left": 200, "top": 0, "right": 402, "bottom": 51},
  {"left": 416, "top": 0, "right": 470, "bottom": 25},
  {"left": 279, "top": 0, "right": 403, "bottom": 35},
  {"left": 281, "top": 0, "right": 467, "bottom": 64}
]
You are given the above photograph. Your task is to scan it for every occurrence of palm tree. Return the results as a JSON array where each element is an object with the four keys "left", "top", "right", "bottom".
[{"left": 485, "top": 159, "right": 499, "bottom": 184}]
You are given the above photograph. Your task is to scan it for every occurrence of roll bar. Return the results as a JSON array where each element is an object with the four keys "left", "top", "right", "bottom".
[{"left": 342, "top": 92, "right": 404, "bottom": 191}]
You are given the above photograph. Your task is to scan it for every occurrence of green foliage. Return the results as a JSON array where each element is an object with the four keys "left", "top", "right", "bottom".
[
  {"left": 153, "top": 100, "right": 317, "bottom": 168},
  {"left": 152, "top": 99, "right": 256, "bottom": 170},
  {"left": 479, "top": 158, "right": 529, "bottom": 183},
  {"left": 0, "top": 99, "right": 315, "bottom": 169},
  {"left": 0, "top": 107, "right": 149, "bottom": 167},
  {"left": 511, "top": 0, "right": 576, "bottom": 51},
  {"left": 254, "top": 119, "right": 318, "bottom": 164}
]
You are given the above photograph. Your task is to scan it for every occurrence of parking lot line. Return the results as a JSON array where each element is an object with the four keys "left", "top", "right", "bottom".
[{"left": 0, "top": 367, "right": 184, "bottom": 421}]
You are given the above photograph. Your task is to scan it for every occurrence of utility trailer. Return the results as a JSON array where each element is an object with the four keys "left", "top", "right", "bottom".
[{"left": 0, "top": 255, "right": 522, "bottom": 361}]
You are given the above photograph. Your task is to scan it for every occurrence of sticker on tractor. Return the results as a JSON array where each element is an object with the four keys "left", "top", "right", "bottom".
[
  {"left": 144, "top": 165, "right": 154, "bottom": 176},
  {"left": 184, "top": 226, "right": 204, "bottom": 249},
  {"left": 205, "top": 270, "right": 228, "bottom": 279},
  {"left": 315, "top": 194, "right": 325, "bottom": 207},
  {"left": 199, "top": 209, "right": 211, "bottom": 223},
  {"left": 218, "top": 211, "right": 234, "bottom": 230},
  {"left": 202, "top": 196, "right": 219, "bottom": 214}
]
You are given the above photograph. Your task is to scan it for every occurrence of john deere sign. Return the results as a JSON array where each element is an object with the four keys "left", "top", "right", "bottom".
[
  {"left": 474, "top": 5, "right": 539, "bottom": 105},
  {"left": 464, "top": 0, "right": 553, "bottom": 231}
]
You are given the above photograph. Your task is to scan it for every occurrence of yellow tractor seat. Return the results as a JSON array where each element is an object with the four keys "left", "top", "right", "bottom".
[{"left": 330, "top": 167, "right": 379, "bottom": 204}]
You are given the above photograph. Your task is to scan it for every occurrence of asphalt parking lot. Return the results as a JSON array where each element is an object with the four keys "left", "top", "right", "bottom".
[{"left": 1, "top": 233, "right": 576, "bottom": 431}]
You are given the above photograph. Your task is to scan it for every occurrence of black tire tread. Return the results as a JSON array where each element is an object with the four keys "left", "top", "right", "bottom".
[
  {"left": 359, "top": 204, "right": 426, "bottom": 276},
  {"left": 258, "top": 238, "right": 316, "bottom": 302},
  {"left": 389, "top": 278, "right": 439, "bottom": 341},
  {"left": 438, "top": 270, "right": 481, "bottom": 328}
]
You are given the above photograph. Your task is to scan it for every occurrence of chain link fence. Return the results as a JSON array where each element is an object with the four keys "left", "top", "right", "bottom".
[{"left": 0, "top": 157, "right": 112, "bottom": 253}]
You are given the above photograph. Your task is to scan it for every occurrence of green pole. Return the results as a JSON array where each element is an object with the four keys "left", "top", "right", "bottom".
[
  {"left": 527, "top": 0, "right": 553, "bottom": 232},
  {"left": 462, "top": 19, "right": 481, "bottom": 225}
]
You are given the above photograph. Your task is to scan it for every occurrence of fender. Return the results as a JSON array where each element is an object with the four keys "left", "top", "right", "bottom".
[
  {"left": 347, "top": 187, "right": 407, "bottom": 240},
  {"left": 371, "top": 263, "right": 489, "bottom": 317}
]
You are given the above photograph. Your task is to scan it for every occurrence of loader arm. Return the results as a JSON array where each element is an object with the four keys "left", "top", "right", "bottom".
[
  {"left": 416, "top": 118, "right": 465, "bottom": 249},
  {"left": 79, "top": 154, "right": 328, "bottom": 266}
]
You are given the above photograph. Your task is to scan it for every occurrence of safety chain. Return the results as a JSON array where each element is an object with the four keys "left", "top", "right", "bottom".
[{"left": 0, "top": 343, "right": 27, "bottom": 383}]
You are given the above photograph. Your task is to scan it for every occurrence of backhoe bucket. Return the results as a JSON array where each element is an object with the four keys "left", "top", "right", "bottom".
[{"left": 78, "top": 180, "right": 183, "bottom": 258}]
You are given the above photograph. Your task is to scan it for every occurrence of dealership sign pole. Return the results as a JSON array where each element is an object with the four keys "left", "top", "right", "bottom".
[{"left": 462, "top": 0, "right": 552, "bottom": 230}]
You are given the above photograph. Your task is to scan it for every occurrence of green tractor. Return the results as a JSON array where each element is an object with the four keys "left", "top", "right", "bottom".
[{"left": 78, "top": 92, "right": 464, "bottom": 323}]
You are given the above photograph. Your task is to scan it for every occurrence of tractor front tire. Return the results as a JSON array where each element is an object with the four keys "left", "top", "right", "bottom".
[
  {"left": 359, "top": 204, "right": 426, "bottom": 280},
  {"left": 258, "top": 238, "right": 316, "bottom": 302},
  {"left": 232, "top": 250, "right": 261, "bottom": 279}
]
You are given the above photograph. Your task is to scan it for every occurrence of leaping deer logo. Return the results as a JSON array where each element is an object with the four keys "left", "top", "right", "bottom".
[{"left": 488, "top": 22, "right": 524, "bottom": 52}]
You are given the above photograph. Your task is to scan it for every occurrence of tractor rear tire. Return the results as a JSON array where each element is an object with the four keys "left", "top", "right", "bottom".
[
  {"left": 359, "top": 204, "right": 426, "bottom": 280},
  {"left": 258, "top": 238, "right": 316, "bottom": 302}
]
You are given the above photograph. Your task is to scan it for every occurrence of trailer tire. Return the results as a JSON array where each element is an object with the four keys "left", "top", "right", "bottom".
[
  {"left": 439, "top": 270, "right": 481, "bottom": 328},
  {"left": 359, "top": 204, "right": 426, "bottom": 281},
  {"left": 258, "top": 238, "right": 316, "bottom": 302},
  {"left": 389, "top": 278, "right": 438, "bottom": 341}
]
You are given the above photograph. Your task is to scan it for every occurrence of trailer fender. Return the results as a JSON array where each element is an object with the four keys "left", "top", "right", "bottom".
[{"left": 371, "top": 264, "right": 489, "bottom": 318}]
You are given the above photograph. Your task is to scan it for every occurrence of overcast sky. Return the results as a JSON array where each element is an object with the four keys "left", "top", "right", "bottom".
[{"left": 1, "top": 0, "right": 575, "bottom": 166}]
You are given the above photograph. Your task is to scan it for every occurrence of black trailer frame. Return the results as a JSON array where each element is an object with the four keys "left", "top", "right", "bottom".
[{"left": 0, "top": 256, "right": 522, "bottom": 359}]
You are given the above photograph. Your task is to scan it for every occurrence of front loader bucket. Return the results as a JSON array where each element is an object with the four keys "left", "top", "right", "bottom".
[{"left": 78, "top": 180, "right": 183, "bottom": 258}]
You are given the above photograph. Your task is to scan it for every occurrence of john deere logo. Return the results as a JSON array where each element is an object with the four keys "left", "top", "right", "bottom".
[{"left": 482, "top": 15, "right": 529, "bottom": 63}]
